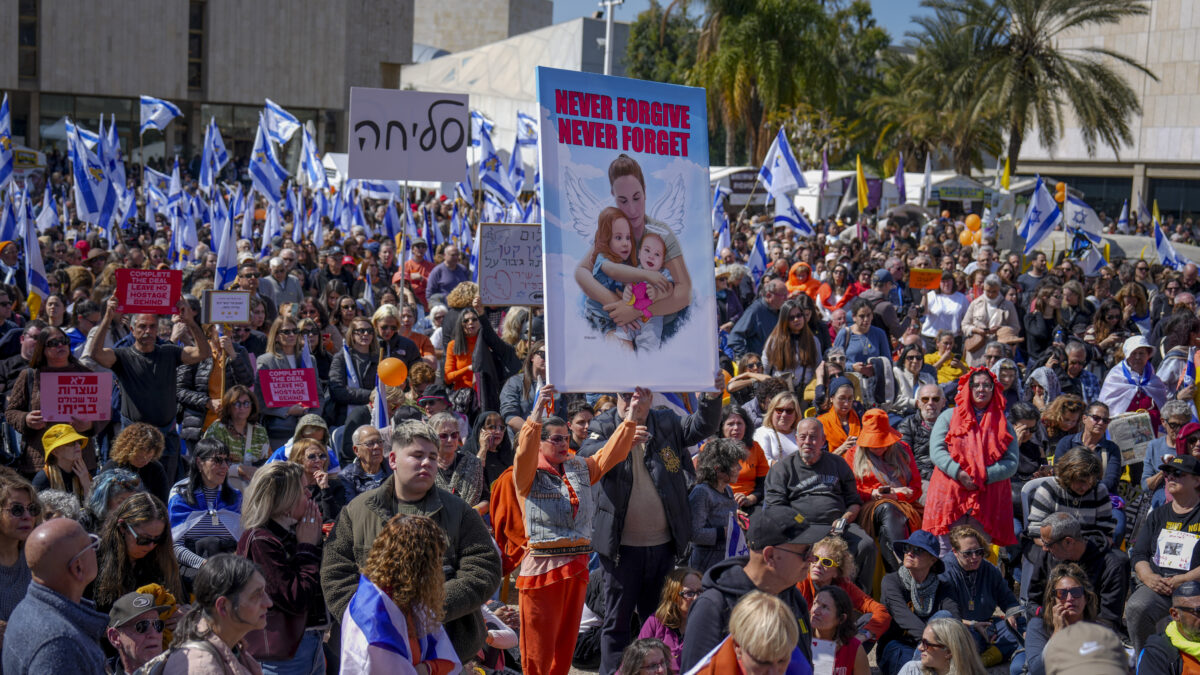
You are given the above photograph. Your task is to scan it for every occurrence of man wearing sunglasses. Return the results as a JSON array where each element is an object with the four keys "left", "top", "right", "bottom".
[
  {"left": 105, "top": 591, "right": 168, "bottom": 674},
  {"left": 2, "top": 519, "right": 105, "bottom": 674},
  {"left": 1138, "top": 580, "right": 1200, "bottom": 675}
]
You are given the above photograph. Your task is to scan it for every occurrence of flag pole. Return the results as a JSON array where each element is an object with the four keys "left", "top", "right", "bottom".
[{"left": 736, "top": 175, "right": 762, "bottom": 230}]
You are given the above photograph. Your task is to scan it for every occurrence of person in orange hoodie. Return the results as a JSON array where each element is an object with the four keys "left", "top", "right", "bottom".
[
  {"left": 513, "top": 385, "right": 647, "bottom": 675},
  {"left": 687, "top": 591, "right": 813, "bottom": 675},
  {"left": 444, "top": 307, "right": 483, "bottom": 390},
  {"left": 787, "top": 262, "right": 826, "bottom": 302}
]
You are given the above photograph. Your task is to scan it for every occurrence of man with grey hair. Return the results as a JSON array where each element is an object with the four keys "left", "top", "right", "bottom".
[
  {"left": 321, "top": 420, "right": 500, "bottom": 662},
  {"left": 898, "top": 382, "right": 946, "bottom": 481},
  {"left": 728, "top": 277, "right": 786, "bottom": 357},
  {"left": 260, "top": 255, "right": 303, "bottom": 307},
  {"left": 1023, "top": 511, "right": 1128, "bottom": 625},
  {"left": 963, "top": 245, "right": 998, "bottom": 275},
  {"left": 338, "top": 425, "right": 392, "bottom": 500},
  {"left": 1060, "top": 341, "right": 1100, "bottom": 402}
]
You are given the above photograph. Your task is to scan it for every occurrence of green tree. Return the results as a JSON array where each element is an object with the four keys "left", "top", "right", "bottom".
[
  {"left": 625, "top": 0, "right": 698, "bottom": 86},
  {"left": 924, "top": 0, "right": 1155, "bottom": 173}
]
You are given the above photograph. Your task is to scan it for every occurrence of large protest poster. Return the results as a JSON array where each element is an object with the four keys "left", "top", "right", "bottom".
[
  {"left": 259, "top": 369, "right": 320, "bottom": 408},
  {"left": 536, "top": 67, "right": 717, "bottom": 392},
  {"left": 40, "top": 372, "right": 113, "bottom": 422},
  {"left": 115, "top": 269, "right": 183, "bottom": 314},
  {"left": 477, "top": 223, "right": 543, "bottom": 307}
]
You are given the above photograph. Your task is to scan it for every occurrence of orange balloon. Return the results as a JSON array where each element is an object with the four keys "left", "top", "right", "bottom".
[
  {"left": 958, "top": 229, "right": 973, "bottom": 246},
  {"left": 378, "top": 358, "right": 408, "bottom": 387},
  {"left": 972, "top": 229, "right": 982, "bottom": 244},
  {"left": 965, "top": 214, "right": 982, "bottom": 232},
  {"left": 941, "top": 210, "right": 951, "bottom": 220}
]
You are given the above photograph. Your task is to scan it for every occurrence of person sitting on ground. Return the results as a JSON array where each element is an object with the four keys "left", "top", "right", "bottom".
[
  {"left": 1136, "top": 580, "right": 1200, "bottom": 675},
  {"left": 1024, "top": 512, "right": 1130, "bottom": 629},
  {"left": 845, "top": 409, "right": 922, "bottom": 572},
  {"left": 897, "top": 617, "right": 989, "bottom": 675},
  {"left": 679, "top": 506, "right": 823, "bottom": 671},
  {"left": 339, "top": 425, "right": 392, "bottom": 501},
  {"left": 877, "top": 530, "right": 960, "bottom": 675},
  {"left": 685, "top": 591, "right": 813, "bottom": 675},
  {"left": 1027, "top": 447, "right": 1116, "bottom": 550},
  {"left": 809, "top": 584, "right": 871, "bottom": 675},
  {"left": 636, "top": 567, "right": 701, "bottom": 672},
  {"left": 939, "top": 525, "right": 1022, "bottom": 667},
  {"left": 1017, "top": 562, "right": 1099, "bottom": 675},
  {"left": 619, "top": 638, "right": 677, "bottom": 675},
  {"left": 799, "top": 534, "right": 892, "bottom": 647},
  {"left": 105, "top": 591, "right": 169, "bottom": 675}
]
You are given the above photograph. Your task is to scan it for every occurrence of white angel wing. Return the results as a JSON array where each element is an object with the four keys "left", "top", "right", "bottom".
[
  {"left": 649, "top": 174, "right": 687, "bottom": 235},
  {"left": 563, "top": 167, "right": 609, "bottom": 240}
]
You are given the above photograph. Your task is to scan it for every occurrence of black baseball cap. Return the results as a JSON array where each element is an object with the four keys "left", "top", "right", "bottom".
[
  {"left": 747, "top": 506, "right": 829, "bottom": 551},
  {"left": 1161, "top": 455, "right": 1200, "bottom": 476}
]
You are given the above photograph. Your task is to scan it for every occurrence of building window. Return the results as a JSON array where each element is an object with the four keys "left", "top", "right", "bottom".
[
  {"left": 18, "top": 0, "right": 37, "bottom": 79},
  {"left": 188, "top": 1, "right": 205, "bottom": 90}
]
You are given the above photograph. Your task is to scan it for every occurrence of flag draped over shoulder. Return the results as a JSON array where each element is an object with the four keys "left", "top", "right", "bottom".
[{"left": 339, "top": 575, "right": 460, "bottom": 675}]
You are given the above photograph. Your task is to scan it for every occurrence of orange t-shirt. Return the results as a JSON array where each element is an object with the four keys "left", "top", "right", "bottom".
[{"left": 731, "top": 441, "right": 770, "bottom": 496}]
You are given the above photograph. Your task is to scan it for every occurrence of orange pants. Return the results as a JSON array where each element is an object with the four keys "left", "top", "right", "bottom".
[{"left": 518, "top": 570, "right": 589, "bottom": 675}]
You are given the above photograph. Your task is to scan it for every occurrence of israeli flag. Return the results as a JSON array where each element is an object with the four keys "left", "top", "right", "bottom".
[
  {"left": 507, "top": 136, "right": 525, "bottom": 196},
  {"left": 356, "top": 180, "right": 402, "bottom": 201},
  {"left": 774, "top": 197, "right": 813, "bottom": 235},
  {"left": 65, "top": 119, "right": 99, "bottom": 150},
  {"left": 144, "top": 167, "right": 170, "bottom": 205},
  {"left": 381, "top": 198, "right": 401, "bottom": 242},
  {"left": 748, "top": 231, "right": 769, "bottom": 283},
  {"left": 339, "top": 575, "right": 461, "bottom": 675},
  {"left": 713, "top": 187, "right": 731, "bottom": 254},
  {"left": 263, "top": 98, "right": 300, "bottom": 145},
  {"left": 478, "top": 128, "right": 515, "bottom": 203},
  {"left": 363, "top": 266, "right": 375, "bottom": 310},
  {"left": 35, "top": 183, "right": 59, "bottom": 233},
  {"left": 0, "top": 94, "right": 12, "bottom": 191},
  {"left": 0, "top": 196, "right": 15, "bottom": 243},
  {"left": 758, "top": 128, "right": 805, "bottom": 198},
  {"left": 250, "top": 116, "right": 289, "bottom": 206},
  {"left": 1064, "top": 195, "right": 1104, "bottom": 247},
  {"left": 23, "top": 196, "right": 49, "bottom": 319},
  {"left": 301, "top": 127, "right": 328, "bottom": 190},
  {"left": 67, "top": 118, "right": 109, "bottom": 225},
  {"left": 139, "top": 96, "right": 181, "bottom": 135},
  {"left": 516, "top": 111, "right": 539, "bottom": 145},
  {"left": 300, "top": 337, "right": 314, "bottom": 371},
  {"left": 470, "top": 221, "right": 481, "bottom": 284},
  {"left": 260, "top": 202, "right": 281, "bottom": 258},
  {"left": 215, "top": 192, "right": 239, "bottom": 289},
  {"left": 470, "top": 110, "right": 494, "bottom": 146},
  {"left": 1155, "top": 218, "right": 1187, "bottom": 271},
  {"left": 456, "top": 162, "right": 473, "bottom": 204},
  {"left": 1116, "top": 199, "right": 1130, "bottom": 234},
  {"left": 342, "top": 343, "right": 361, "bottom": 388},
  {"left": 1020, "top": 175, "right": 1063, "bottom": 255},
  {"left": 199, "top": 117, "right": 229, "bottom": 194},
  {"left": 100, "top": 115, "right": 126, "bottom": 197},
  {"left": 482, "top": 189, "right": 505, "bottom": 224}
]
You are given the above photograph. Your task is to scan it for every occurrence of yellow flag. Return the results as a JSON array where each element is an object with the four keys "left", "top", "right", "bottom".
[
  {"left": 1153, "top": 199, "right": 1161, "bottom": 225},
  {"left": 856, "top": 155, "right": 868, "bottom": 213},
  {"left": 1001, "top": 157, "right": 1010, "bottom": 190}
]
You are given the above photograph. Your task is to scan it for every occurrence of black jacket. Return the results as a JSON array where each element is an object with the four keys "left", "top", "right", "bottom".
[
  {"left": 579, "top": 394, "right": 721, "bottom": 560},
  {"left": 329, "top": 347, "right": 378, "bottom": 426},
  {"left": 1023, "top": 540, "right": 1129, "bottom": 626},
  {"left": 1138, "top": 632, "right": 1186, "bottom": 675},
  {"left": 897, "top": 413, "right": 936, "bottom": 479},
  {"left": 175, "top": 346, "right": 256, "bottom": 442},
  {"left": 678, "top": 557, "right": 812, "bottom": 671},
  {"left": 879, "top": 571, "right": 960, "bottom": 647}
]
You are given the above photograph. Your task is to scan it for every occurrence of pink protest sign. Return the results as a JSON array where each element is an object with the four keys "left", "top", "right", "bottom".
[
  {"left": 39, "top": 372, "right": 113, "bottom": 422},
  {"left": 259, "top": 369, "right": 319, "bottom": 408},
  {"left": 115, "top": 269, "right": 183, "bottom": 314}
]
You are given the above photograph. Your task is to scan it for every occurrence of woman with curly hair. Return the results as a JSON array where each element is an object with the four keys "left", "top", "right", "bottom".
[
  {"left": 1039, "top": 394, "right": 1083, "bottom": 451},
  {"left": 800, "top": 535, "right": 892, "bottom": 645},
  {"left": 636, "top": 567, "right": 701, "bottom": 671},
  {"left": 688, "top": 439, "right": 746, "bottom": 572},
  {"left": 101, "top": 422, "right": 169, "bottom": 502},
  {"left": 93, "top": 492, "right": 184, "bottom": 615},
  {"left": 340, "top": 513, "right": 460, "bottom": 674}
]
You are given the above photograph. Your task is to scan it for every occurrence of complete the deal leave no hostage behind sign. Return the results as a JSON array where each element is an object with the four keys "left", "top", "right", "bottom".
[
  {"left": 115, "top": 269, "right": 183, "bottom": 314},
  {"left": 348, "top": 88, "right": 469, "bottom": 182},
  {"left": 259, "top": 369, "right": 319, "bottom": 409}
]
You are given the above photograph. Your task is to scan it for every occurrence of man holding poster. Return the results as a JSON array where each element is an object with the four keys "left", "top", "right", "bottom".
[
  {"left": 536, "top": 67, "right": 718, "bottom": 393},
  {"left": 88, "top": 295, "right": 211, "bottom": 482}
]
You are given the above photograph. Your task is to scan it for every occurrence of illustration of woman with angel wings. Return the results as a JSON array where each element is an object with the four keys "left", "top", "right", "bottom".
[{"left": 570, "top": 154, "right": 693, "bottom": 350}]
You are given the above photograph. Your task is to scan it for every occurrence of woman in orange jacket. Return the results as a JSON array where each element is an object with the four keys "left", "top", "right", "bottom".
[{"left": 444, "top": 307, "right": 483, "bottom": 390}]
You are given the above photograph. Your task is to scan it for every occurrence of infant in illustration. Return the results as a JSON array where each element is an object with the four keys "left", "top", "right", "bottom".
[{"left": 586, "top": 206, "right": 674, "bottom": 352}]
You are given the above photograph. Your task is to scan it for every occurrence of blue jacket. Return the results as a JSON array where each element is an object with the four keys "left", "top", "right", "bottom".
[
  {"left": 1, "top": 581, "right": 107, "bottom": 675},
  {"left": 580, "top": 394, "right": 722, "bottom": 559},
  {"left": 939, "top": 555, "right": 1019, "bottom": 622},
  {"left": 727, "top": 299, "right": 778, "bottom": 358}
]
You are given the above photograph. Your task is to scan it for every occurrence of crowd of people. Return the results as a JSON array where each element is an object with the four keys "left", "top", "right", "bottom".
[{"left": 0, "top": 157, "right": 1197, "bottom": 675}]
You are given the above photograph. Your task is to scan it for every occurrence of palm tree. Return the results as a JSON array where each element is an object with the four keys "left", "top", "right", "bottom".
[{"left": 923, "top": 0, "right": 1155, "bottom": 173}]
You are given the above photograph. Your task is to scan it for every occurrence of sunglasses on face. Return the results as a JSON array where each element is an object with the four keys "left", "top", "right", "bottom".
[
  {"left": 352, "top": 328, "right": 372, "bottom": 336},
  {"left": 45, "top": 337, "right": 69, "bottom": 348},
  {"left": 920, "top": 638, "right": 946, "bottom": 651},
  {"left": 774, "top": 408, "right": 796, "bottom": 415},
  {"left": 240, "top": 273, "right": 259, "bottom": 279},
  {"left": 545, "top": 434, "right": 570, "bottom": 444},
  {"left": 303, "top": 454, "right": 326, "bottom": 462},
  {"left": 958, "top": 547, "right": 986, "bottom": 558},
  {"left": 1174, "top": 605, "right": 1200, "bottom": 618},
  {"left": 301, "top": 329, "right": 319, "bottom": 336},
  {"left": 232, "top": 400, "right": 252, "bottom": 409},
  {"left": 903, "top": 545, "right": 928, "bottom": 557},
  {"left": 205, "top": 456, "right": 232, "bottom": 466},
  {"left": 437, "top": 432, "right": 460, "bottom": 441},
  {"left": 1087, "top": 414, "right": 1110, "bottom": 425},
  {"left": 1054, "top": 587, "right": 1085, "bottom": 601},
  {"left": 125, "top": 521, "right": 164, "bottom": 547},
  {"left": 131, "top": 619, "right": 165, "bottom": 634},
  {"left": 278, "top": 329, "right": 298, "bottom": 336},
  {"left": 378, "top": 324, "right": 398, "bottom": 332},
  {"left": 815, "top": 556, "right": 840, "bottom": 569},
  {"left": 6, "top": 502, "right": 41, "bottom": 518}
]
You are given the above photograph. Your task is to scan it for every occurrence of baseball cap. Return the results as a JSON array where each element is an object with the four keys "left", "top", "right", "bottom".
[
  {"left": 746, "top": 507, "right": 829, "bottom": 551},
  {"left": 412, "top": 238, "right": 428, "bottom": 248},
  {"left": 1042, "top": 621, "right": 1127, "bottom": 675},
  {"left": 42, "top": 424, "right": 89, "bottom": 462},
  {"left": 1160, "top": 454, "right": 1200, "bottom": 476},
  {"left": 872, "top": 269, "right": 894, "bottom": 285},
  {"left": 340, "top": 255, "right": 356, "bottom": 266},
  {"left": 108, "top": 592, "right": 171, "bottom": 628}
]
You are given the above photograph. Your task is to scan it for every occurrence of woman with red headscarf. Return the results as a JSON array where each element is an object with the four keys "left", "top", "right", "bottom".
[{"left": 922, "top": 368, "right": 1019, "bottom": 550}]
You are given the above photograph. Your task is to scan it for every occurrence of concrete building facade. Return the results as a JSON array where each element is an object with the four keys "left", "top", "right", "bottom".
[{"left": 1017, "top": 0, "right": 1200, "bottom": 219}]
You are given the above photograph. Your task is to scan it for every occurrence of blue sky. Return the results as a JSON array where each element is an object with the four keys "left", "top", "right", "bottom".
[{"left": 551, "top": 0, "right": 930, "bottom": 44}]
